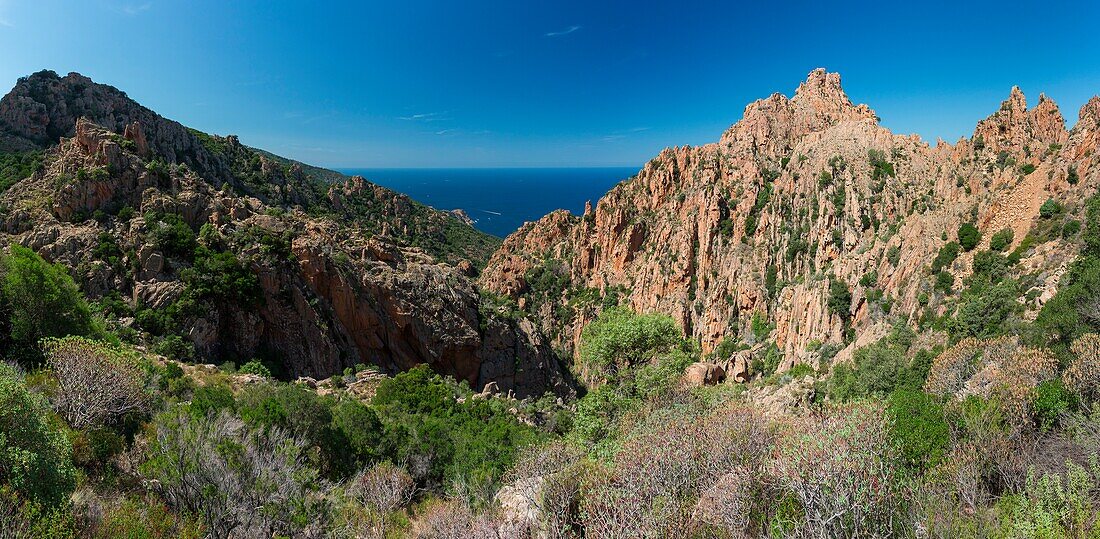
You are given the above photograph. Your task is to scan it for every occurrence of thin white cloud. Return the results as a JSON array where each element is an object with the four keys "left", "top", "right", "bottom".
[
  {"left": 432, "top": 128, "right": 490, "bottom": 137},
  {"left": 0, "top": 0, "right": 12, "bottom": 27},
  {"left": 399, "top": 112, "right": 449, "bottom": 122},
  {"left": 601, "top": 127, "right": 651, "bottom": 142},
  {"left": 116, "top": 2, "right": 152, "bottom": 15},
  {"left": 545, "top": 25, "right": 581, "bottom": 37}
]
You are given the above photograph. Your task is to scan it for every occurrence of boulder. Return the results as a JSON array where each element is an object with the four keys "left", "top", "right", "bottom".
[{"left": 682, "top": 362, "right": 726, "bottom": 387}]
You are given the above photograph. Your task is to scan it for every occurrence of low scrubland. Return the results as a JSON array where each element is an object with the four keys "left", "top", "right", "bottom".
[{"left": 2, "top": 194, "right": 1100, "bottom": 538}]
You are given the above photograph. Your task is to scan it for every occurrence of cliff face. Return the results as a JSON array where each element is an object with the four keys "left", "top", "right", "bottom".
[
  {"left": 480, "top": 69, "right": 1099, "bottom": 372},
  {"left": 0, "top": 73, "right": 567, "bottom": 398}
]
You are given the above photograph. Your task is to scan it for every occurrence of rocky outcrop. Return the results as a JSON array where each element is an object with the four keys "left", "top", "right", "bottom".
[
  {"left": 0, "top": 70, "right": 231, "bottom": 182},
  {"left": 0, "top": 70, "right": 500, "bottom": 267},
  {"left": 481, "top": 69, "right": 1099, "bottom": 373},
  {"left": 0, "top": 77, "right": 567, "bottom": 398}
]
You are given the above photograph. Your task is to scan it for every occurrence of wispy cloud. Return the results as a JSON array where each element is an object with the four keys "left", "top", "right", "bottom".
[
  {"left": 399, "top": 112, "right": 449, "bottom": 122},
  {"left": 601, "top": 126, "right": 650, "bottom": 142},
  {"left": 433, "top": 128, "right": 490, "bottom": 137},
  {"left": 0, "top": 0, "right": 12, "bottom": 27},
  {"left": 108, "top": 2, "right": 152, "bottom": 16},
  {"left": 545, "top": 25, "right": 581, "bottom": 37}
]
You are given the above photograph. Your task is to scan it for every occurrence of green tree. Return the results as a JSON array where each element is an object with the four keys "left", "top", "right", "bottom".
[{"left": 576, "top": 307, "right": 687, "bottom": 385}]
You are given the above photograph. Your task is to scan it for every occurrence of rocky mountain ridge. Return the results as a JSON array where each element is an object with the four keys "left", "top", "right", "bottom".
[
  {"left": 0, "top": 71, "right": 566, "bottom": 397},
  {"left": 480, "top": 69, "right": 1100, "bottom": 376}
]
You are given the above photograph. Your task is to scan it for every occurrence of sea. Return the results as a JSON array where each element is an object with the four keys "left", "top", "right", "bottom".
[{"left": 336, "top": 167, "right": 637, "bottom": 238}]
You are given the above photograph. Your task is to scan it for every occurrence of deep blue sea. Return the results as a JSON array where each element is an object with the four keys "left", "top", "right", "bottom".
[{"left": 337, "top": 168, "right": 636, "bottom": 238}]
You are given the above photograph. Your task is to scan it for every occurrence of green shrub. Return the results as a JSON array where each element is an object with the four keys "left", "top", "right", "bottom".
[
  {"left": 886, "top": 390, "right": 949, "bottom": 474},
  {"left": 1, "top": 244, "right": 95, "bottom": 358},
  {"left": 934, "top": 270, "right": 955, "bottom": 294},
  {"left": 145, "top": 212, "right": 197, "bottom": 258},
  {"left": 238, "top": 383, "right": 355, "bottom": 476},
  {"left": 751, "top": 311, "right": 773, "bottom": 342},
  {"left": 182, "top": 247, "right": 261, "bottom": 305},
  {"left": 94, "top": 497, "right": 203, "bottom": 539},
  {"left": 931, "top": 241, "right": 960, "bottom": 273},
  {"left": 971, "top": 250, "right": 1011, "bottom": 283},
  {"left": 0, "top": 150, "right": 45, "bottom": 193},
  {"left": 0, "top": 364, "right": 76, "bottom": 506},
  {"left": 1039, "top": 198, "right": 1063, "bottom": 219},
  {"left": 1002, "top": 461, "right": 1098, "bottom": 537},
  {"left": 238, "top": 359, "right": 272, "bottom": 378},
  {"left": 868, "top": 149, "right": 895, "bottom": 180},
  {"left": 188, "top": 384, "right": 235, "bottom": 418},
  {"left": 827, "top": 278, "right": 852, "bottom": 321},
  {"left": 958, "top": 223, "right": 981, "bottom": 252},
  {"left": 1063, "top": 219, "right": 1082, "bottom": 239},
  {"left": 887, "top": 245, "right": 901, "bottom": 267},
  {"left": 1030, "top": 379, "right": 1077, "bottom": 431},
  {"left": 0, "top": 487, "right": 77, "bottom": 538},
  {"left": 989, "top": 228, "right": 1014, "bottom": 252},
  {"left": 331, "top": 398, "right": 383, "bottom": 464},
  {"left": 151, "top": 334, "right": 193, "bottom": 360},
  {"left": 951, "top": 279, "right": 1019, "bottom": 340},
  {"left": 373, "top": 366, "right": 540, "bottom": 498},
  {"left": 828, "top": 328, "right": 926, "bottom": 400},
  {"left": 116, "top": 205, "right": 135, "bottom": 221},
  {"left": 1067, "top": 166, "right": 1079, "bottom": 185},
  {"left": 743, "top": 182, "right": 773, "bottom": 237}
]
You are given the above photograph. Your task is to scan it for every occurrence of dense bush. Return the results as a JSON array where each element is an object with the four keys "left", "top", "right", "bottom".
[
  {"left": 0, "top": 150, "right": 45, "bottom": 192},
  {"left": 237, "top": 359, "right": 271, "bottom": 378},
  {"left": 951, "top": 279, "right": 1019, "bottom": 339},
  {"left": 142, "top": 408, "right": 327, "bottom": 538},
  {"left": 1030, "top": 379, "right": 1077, "bottom": 431},
  {"left": 989, "top": 228, "right": 1015, "bottom": 252},
  {"left": 1039, "top": 198, "right": 1063, "bottom": 219},
  {"left": 181, "top": 246, "right": 261, "bottom": 305},
  {"left": 42, "top": 336, "right": 149, "bottom": 429},
  {"left": 0, "top": 364, "right": 76, "bottom": 506},
  {"left": 971, "top": 249, "right": 1011, "bottom": 282},
  {"left": 827, "top": 278, "right": 852, "bottom": 322},
  {"left": 931, "top": 241, "right": 961, "bottom": 273},
  {"left": 958, "top": 223, "right": 981, "bottom": 252},
  {"left": 576, "top": 307, "right": 688, "bottom": 386},
  {"left": 886, "top": 390, "right": 949, "bottom": 474},
  {"left": 828, "top": 327, "right": 927, "bottom": 400},
  {"left": 372, "top": 366, "right": 541, "bottom": 501},
  {"left": 0, "top": 244, "right": 95, "bottom": 358},
  {"left": 238, "top": 382, "right": 361, "bottom": 479},
  {"left": 145, "top": 212, "right": 197, "bottom": 259}
]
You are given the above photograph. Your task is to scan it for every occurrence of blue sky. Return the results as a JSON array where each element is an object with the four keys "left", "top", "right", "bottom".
[{"left": 1, "top": 0, "right": 1099, "bottom": 168}]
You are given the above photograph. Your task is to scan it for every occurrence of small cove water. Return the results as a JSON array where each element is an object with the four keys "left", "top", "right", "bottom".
[{"left": 336, "top": 167, "right": 636, "bottom": 238}]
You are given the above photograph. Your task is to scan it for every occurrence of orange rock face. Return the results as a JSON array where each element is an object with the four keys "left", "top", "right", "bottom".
[{"left": 480, "top": 69, "right": 1099, "bottom": 371}]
